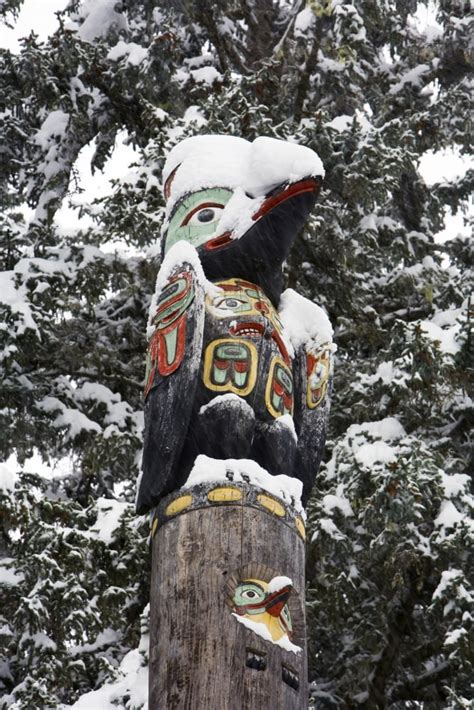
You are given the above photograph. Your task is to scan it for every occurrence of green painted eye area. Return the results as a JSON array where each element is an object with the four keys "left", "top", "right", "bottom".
[
  {"left": 164, "top": 188, "right": 233, "bottom": 254},
  {"left": 234, "top": 582, "right": 266, "bottom": 608},
  {"left": 214, "top": 296, "right": 251, "bottom": 313}
]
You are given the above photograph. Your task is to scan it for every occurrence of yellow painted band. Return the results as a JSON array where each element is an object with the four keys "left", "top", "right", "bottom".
[
  {"left": 208, "top": 487, "right": 243, "bottom": 503},
  {"left": 295, "top": 516, "right": 306, "bottom": 540},
  {"left": 257, "top": 494, "right": 286, "bottom": 518},
  {"left": 165, "top": 494, "right": 193, "bottom": 517},
  {"left": 151, "top": 517, "right": 158, "bottom": 536}
]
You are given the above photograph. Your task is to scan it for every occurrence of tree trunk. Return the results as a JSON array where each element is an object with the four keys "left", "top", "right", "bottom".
[{"left": 149, "top": 480, "right": 307, "bottom": 709}]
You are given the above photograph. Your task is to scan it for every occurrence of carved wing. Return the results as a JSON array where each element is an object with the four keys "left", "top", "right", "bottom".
[
  {"left": 292, "top": 343, "right": 333, "bottom": 506},
  {"left": 136, "top": 261, "right": 205, "bottom": 514}
]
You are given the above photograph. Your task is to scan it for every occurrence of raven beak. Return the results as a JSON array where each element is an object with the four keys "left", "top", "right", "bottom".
[{"left": 265, "top": 585, "right": 292, "bottom": 617}]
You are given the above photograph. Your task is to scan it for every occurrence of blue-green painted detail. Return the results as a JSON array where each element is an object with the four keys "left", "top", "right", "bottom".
[{"left": 164, "top": 188, "right": 233, "bottom": 253}]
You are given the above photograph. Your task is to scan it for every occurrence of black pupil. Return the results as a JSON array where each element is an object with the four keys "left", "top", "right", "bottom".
[
  {"left": 198, "top": 208, "right": 215, "bottom": 223},
  {"left": 247, "top": 591, "right": 255, "bottom": 598}
]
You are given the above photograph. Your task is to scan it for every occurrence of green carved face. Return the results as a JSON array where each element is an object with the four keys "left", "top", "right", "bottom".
[
  {"left": 233, "top": 582, "right": 266, "bottom": 614},
  {"left": 164, "top": 188, "right": 234, "bottom": 254}
]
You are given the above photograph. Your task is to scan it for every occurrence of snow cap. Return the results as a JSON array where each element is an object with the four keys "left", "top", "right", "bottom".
[{"left": 163, "top": 134, "right": 325, "bottom": 214}]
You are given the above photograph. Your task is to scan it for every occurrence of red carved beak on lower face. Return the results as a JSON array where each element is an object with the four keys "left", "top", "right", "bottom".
[{"left": 265, "top": 585, "right": 292, "bottom": 617}]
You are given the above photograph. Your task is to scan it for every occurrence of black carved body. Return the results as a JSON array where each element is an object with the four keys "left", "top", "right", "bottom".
[
  {"left": 177, "top": 278, "right": 298, "bottom": 483},
  {"left": 137, "top": 177, "right": 332, "bottom": 515}
]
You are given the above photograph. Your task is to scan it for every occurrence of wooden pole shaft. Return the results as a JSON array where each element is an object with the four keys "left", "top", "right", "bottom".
[{"left": 149, "top": 484, "right": 307, "bottom": 709}]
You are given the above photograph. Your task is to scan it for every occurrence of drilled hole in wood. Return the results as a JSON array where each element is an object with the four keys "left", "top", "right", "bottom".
[
  {"left": 245, "top": 648, "right": 267, "bottom": 671},
  {"left": 282, "top": 664, "right": 299, "bottom": 691}
]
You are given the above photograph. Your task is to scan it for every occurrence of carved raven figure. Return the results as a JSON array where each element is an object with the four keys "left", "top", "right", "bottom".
[{"left": 136, "top": 136, "right": 332, "bottom": 515}]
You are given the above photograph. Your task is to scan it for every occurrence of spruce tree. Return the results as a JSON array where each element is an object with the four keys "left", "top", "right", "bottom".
[{"left": 1, "top": 1, "right": 472, "bottom": 707}]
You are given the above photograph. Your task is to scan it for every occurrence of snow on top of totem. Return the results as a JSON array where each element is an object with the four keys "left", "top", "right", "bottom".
[
  {"left": 162, "top": 134, "right": 325, "bottom": 217},
  {"left": 279, "top": 289, "right": 334, "bottom": 356},
  {"left": 184, "top": 454, "right": 304, "bottom": 514}
]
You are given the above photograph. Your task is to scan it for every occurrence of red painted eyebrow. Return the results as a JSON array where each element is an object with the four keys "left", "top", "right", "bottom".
[{"left": 181, "top": 202, "right": 225, "bottom": 226}]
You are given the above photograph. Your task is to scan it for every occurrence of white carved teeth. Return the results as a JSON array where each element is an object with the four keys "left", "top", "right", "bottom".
[{"left": 236, "top": 328, "right": 259, "bottom": 336}]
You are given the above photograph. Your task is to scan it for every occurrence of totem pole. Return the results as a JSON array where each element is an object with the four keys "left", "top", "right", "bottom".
[{"left": 137, "top": 135, "right": 333, "bottom": 709}]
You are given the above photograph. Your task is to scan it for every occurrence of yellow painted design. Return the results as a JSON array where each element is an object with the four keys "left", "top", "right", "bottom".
[
  {"left": 234, "top": 578, "right": 293, "bottom": 643},
  {"left": 151, "top": 517, "right": 159, "bottom": 536},
  {"left": 208, "top": 487, "right": 243, "bottom": 503},
  {"left": 257, "top": 494, "right": 285, "bottom": 518},
  {"left": 295, "top": 516, "right": 306, "bottom": 540},
  {"left": 307, "top": 344, "right": 332, "bottom": 410},
  {"left": 203, "top": 338, "right": 258, "bottom": 396},
  {"left": 265, "top": 355, "right": 294, "bottom": 419},
  {"left": 165, "top": 494, "right": 193, "bottom": 517},
  {"left": 206, "top": 278, "right": 284, "bottom": 335}
]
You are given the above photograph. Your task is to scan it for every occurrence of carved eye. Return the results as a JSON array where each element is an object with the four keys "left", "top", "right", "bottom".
[
  {"left": 242, "top": 589, "right": 258, "bottom": 599},
  {"left": 182, "top": 203, "right": 224, "bottom": 227},
  {"left": 220, "top": 298, "right": 243, "bottom": 308},
  {"left": 234, "top": 582, "right": 266, "bottom": 607}
]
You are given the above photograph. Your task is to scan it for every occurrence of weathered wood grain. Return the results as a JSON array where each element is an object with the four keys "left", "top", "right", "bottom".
[{"left": 149, "top": 495, "right": 307, "bottom": 709}]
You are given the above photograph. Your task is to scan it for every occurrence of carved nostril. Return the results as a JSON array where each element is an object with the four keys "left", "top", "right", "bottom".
[
  {"left": 282, "top": 664, "right": 299, "bottom": 691},
  {"left": 246, "top": 648, "right": 267, "bottom": 671}
]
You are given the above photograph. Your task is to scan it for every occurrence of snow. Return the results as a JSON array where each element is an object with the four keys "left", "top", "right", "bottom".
[
  {"left": 0, "top": 558, "right": 24, "bottom": 586},
  {"left": 346, "top": 417, "right": 406, "bottom": 443},
  {"left": 71, "top": 0, "right": 128, "bottom": 42},
  {"left": 184, "top": 455, "right": 304, "bottom": 512},
  {"left": 107, "top": 40, "right": 148, "bottom": 66},
  {"left": 416, "top": 318, "right": 461, "bottom": 355},
  {"left": 0, "top": 270, "right": 39, "bottom": 335},
  {"left": 267, "top": 575, "right": 292, "bottom": 594},
  {"left": 212, "top": 188, "right": 264, "bottom": 245},
  {"left": 355, "top": 441, "right": 397, "bottom": 469},
  {"left": 34, "top": 110, "right": 70, "bottom": 150},
  {"left": 274, "top": 414, "right": 298, "bottom": 442},
  {"left": 444, "top": 628, "right": 466, "bottom": 645},
  {"left": 0, "top": 462, "right": 19, "bottom": 492},
  {"left": 232, "top": 614, "right": 301, "bottom": 654},
  {"left": 38, "top": 396, "right": 102, "bottom": 439},
  {"left": 199, "top": 393, "right": 253, "bottom": 415},
  {"left": 190, "top": 66, "right": 222, "bottom": 85},
  {"left": 162, "top": 134, "right": 324, "bottom": 218},
  {"left": 279, "top": 289, "right": 333, "bottom": 356},
  {"left": 322, "top": 489, "right": 353, "bottom": 518},
  {"left": 294, "top": 8, "right": 315, "bottom": 36},
  {"left": 20, "top": 631, "right": 57, "bottom": 651},
  {"left": 434, "top": 500, "right": 465, "bottom": 530},
  {"left": 244, "top": 136, "right": 324, "bottom": 197},
  {"left": 439, "top": 472, "right": 470, "bottom": 499},
  {"left": 64, "top": 648, "right": 148, "bottom": 709},
  {"left": 432, "top": 569, "right": 464, "bottom": 600},
  {"left": 389, "top": 64, "right": 431, "bottom": 94},
  {"left": 317, "top": 518, "right": 345, "bottom": 541},
  {"left": 70, "top": 628, "right": 120, "bottom": 657},
  {"left": 90, "top": 498, "right": 128, "bottom": 545}
]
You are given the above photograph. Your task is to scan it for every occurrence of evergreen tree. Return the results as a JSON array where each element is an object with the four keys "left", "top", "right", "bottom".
[{"left": 1, "top": 0, "right": 471, "bottom": 707}]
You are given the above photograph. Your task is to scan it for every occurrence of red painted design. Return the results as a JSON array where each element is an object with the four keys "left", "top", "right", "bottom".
[
  {"left": 164, "top": 165, "right": 179, "bottom": 200},
  {"left": 252, "top": 178, "right": 321, "bottom": 221},
  {"left": 181, "top": 202, "right": 225, "bottom": 226},
  {"left": 204, "top": 231, "right": 233, "bottom": 250},
  {"left": 153, "top": 316, "right": 187, "bottom": 377},
  {"left": 271, "top": 330, "right": 291, "bottom": 365},
  {"left": 144, "top": 270, "right": 194, "bottom": 396}
]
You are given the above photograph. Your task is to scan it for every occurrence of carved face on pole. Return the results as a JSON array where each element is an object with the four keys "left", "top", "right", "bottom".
[{"left": 233, "top": 578, "right": 293, "bottom": 643}]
